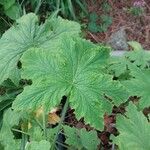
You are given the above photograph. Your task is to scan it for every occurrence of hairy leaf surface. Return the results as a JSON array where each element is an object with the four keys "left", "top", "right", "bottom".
[
  {"left": 0, "top": 13, "right": 80, "bottom": 84},
  {"left": 112, "top": 103, "right": 150, "bottom": 150},
  {"left": 13, "top": 38, "right": 128, "bottom": 129}
]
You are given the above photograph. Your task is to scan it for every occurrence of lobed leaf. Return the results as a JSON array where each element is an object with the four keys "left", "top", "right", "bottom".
[
  {"left": 108, "top": 42, "right": 150, "bottom": 77},
  {"left": 0, "top": 13, "right": 80, "bottom": 84},
  {"left": 123, "top": 64, "right": 150, "bottom": 109},
  {"left": 13, "top": 38, "right": 128, "bottom": 129},
  {"left": 112, "top": 102, "right": 150, "bottom": 150},
  {"left": 63, "top": 125, "right": 99, "bottom": 150}
]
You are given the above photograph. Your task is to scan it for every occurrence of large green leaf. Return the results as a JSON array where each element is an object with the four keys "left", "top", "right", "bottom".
[
  {"left": 64, "top": 126, "right": 99, "bottom": 150},
  {"left": 123, "top": 64, "right": 150, "bottom": 109},
  {"left": 0, "top": 13, "right": 80, "bottom": 84},
  {"left": 13, "top": 38, "right": 128, "bottom": 129},
  {"left": 112, "top": 102, "right": 150, "bottom": 150}
]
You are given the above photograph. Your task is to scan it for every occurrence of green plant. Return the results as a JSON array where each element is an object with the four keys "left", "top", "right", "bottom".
[
  {"left": 102, "top": 1, "right": 112, "bottom": 12},
  {"left": 0, "top": 0, "right": 21, "bottom": 20},
  {"left": 0, "top": 16, "right": 10, "bottom": 37},
  {"left": 0, "top": 13, "right": 127, "bottom": 149},
  {"left": 108, "top": 41, "right": 150, "bottom": 76},
  {"left": 0, "top": 79, "right": 23, "bottom": 124},
  {"left": 128, "top": 6, "right": 144, "bottom": 16},
  {"left": 36, "top": 0, "right": 88, "bottom": 20},
  {"left": 108, "top": 41, "right": 150, "bottom": 108},
  {"left": 0, "top": 13, "right": 80, "bottom": 85},
  {"left": 87, "top": 12, "right": 99, "bottom": 33},
  {"left": 108, "top": 41, "right": 150, "bottom": 150},
  {"left": 112, "top": 102, "right": 150, "bottom": 150},
  {"left": 87, "top": 1, "right": 112, "bottom": 33},
  {"left": 57, "top": 0, "right": 88, "bottom": 20},
  {"left": 13, "top": 35, "right": 129, "bottom": 128},
  {"left": 88, "top": 12, "right": 112, "bottom": 33},
  {"left": 63, "top": 125, "right": 99, "bottom": 149},
  {"left": 0, "top": 13, "right": 150, "bottom": 150}
]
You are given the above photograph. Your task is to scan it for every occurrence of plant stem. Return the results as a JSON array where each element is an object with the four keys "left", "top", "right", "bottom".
[
  {"left": 12, "top": 128, "right": 30, "bottom": 136},
  {"left": 19, "top": 120, "right": 29, "bottom": 150},
  {"left": 76, "top": 0, "right": 88, "bottom": 15},
  {"left": 43, "top": 108, "right": 47, "bottom": 139},
  {"left": 56, "top": 0, "right": 60, "bottom": 10},
  {"left": 51, "top": 97, "right": 69, "bottom": 149},
  {"left": 21, "top": 134, "right": 28, "bottom": 150},
  {"left": 49, "top": 136, "right": 69, "bottom": 149},
  {"left": 68, "top": 0, "right": 76, "bottom": 20},
  {"left": 34, "top": 118, "right": 43, "bottom": 130},
  {"left": 35, "top": 0, "right": 42, "bottom": 14}
]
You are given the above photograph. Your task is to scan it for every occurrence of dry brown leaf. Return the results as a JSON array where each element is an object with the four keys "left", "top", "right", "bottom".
[{"left": 48, "top": 113, "right": 60, "bottom": 125}]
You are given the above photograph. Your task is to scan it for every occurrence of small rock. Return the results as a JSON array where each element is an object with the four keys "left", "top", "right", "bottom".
[{"left": 107, "top": 28, "right": 128, "bottom": 50}]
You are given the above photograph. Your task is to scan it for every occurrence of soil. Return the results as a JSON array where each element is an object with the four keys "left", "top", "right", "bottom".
[{"left": 85, "top": 0, "right": 150, "bottom": 50}]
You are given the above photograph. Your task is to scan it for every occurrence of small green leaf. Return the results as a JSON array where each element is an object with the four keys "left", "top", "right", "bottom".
[
  {"left": 108, "top": 56, "right": 129, "bottom": 77},
  {"left": 25, "top": 140, "right": 51, "bottom": 150},
  {"left": 125, "top": 49, "right": 150, "bottom": 68},
  {"left": 64, "top": 126, "right": 99, "bottom": 150},
  {"left": 28, "top": 127, "right": 45, "bottom": 142},
  {"left": 0, "top": 109, "right": 21, "bottom": 150},
  {"left": 112, "top": 102, "right": 150, "bottom": 150},
  {"left": 88, "top": 22, "right": 99, "bottom": 33},
  {"left": 128, "top": 41, "right": 143, "bottom": 51},
  {"left": 109, "top": 42, "right": 150, "bottom": 77},
  {"left": 89, "top": 12, "right": 98, "bottom": 22},
  {"left": 4, "top": 3, "right": 21, "bottom": 20},
  {"left": 101, "top": 15, "right": 112, "bottom": 26},
  {"left": 123, "top": 64, "right": 150, "bottom": 109}
]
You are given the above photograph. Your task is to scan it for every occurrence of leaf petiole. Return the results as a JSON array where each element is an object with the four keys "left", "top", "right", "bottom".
[{"left": 51, "top": 96, "right": 69, "bottom": 149}]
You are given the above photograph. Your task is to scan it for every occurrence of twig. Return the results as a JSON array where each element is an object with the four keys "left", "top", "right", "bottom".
[
  {"left": 143, "top": 0, "right": 150, "bottom": 11},
  {"left": 88, "top": 31, "right": 99, "bottom": 42}
]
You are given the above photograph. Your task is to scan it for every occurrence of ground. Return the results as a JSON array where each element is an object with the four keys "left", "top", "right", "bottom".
[{"left": 85, "top": 0, "right": 150, "bottom": 50}]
